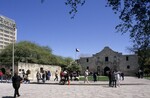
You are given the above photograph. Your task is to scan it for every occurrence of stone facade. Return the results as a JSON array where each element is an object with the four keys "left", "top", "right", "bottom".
[
  {"left": 0, "top": 62, "right": 61, "bottom": 81},
  {"left": 77, "top": 47, "right": 139, "bottom": 76},
  {"left": 17, "top": 62, "right": 61, "bottom": 80}
]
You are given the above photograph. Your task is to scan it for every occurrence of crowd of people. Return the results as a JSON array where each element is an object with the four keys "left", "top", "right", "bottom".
[
  {"left": 137, "top": 69, "right": 144, "bottom": 79},
  {"left": 36, "top": 70, "right": 51, "bottom": 83},
  {"left": 0, "top": 70, "right": 12, "bottom": 83},
  {"left": 34, "top": 68, "right": 126, "bottom": 87},
  {"left": 0, "top": 68, "right": 146, "bottom": 97},
  {"left": 108, "top": 70, "right": 124, "bottom": 87}
]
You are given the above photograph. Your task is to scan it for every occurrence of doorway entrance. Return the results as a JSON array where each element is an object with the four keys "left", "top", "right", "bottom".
[{"left": 104, "top": 66, "right": 110, "bottom": 76}]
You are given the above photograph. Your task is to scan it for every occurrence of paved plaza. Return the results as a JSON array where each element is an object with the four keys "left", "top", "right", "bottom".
[{"left": 0, "top": 76, "right": 150, "bottom": 98}]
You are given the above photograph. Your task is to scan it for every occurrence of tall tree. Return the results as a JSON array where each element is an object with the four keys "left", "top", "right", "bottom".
[
  {"left": 0, "top": 41, "right": 74, "bottom": 66},
  {"left": 65, "top": 0, "right": 150, "bottom": 69}
]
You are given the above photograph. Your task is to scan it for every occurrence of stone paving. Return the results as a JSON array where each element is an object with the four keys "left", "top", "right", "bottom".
[{"left": 0, "top": 76, "right": 150, "bottom": 98}]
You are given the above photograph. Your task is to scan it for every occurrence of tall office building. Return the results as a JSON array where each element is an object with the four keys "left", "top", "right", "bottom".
[{"left": 0, "top": 15, "right": 17, "bottom": 51}]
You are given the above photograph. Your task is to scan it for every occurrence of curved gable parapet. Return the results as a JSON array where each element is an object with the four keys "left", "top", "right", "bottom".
[{"left": 94, "top": 46, "right": 122, "bottom": 57}]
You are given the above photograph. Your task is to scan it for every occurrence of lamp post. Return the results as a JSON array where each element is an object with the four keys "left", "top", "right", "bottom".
[{"left": 12, "top": 40, "right": 14, "bottom": 76}]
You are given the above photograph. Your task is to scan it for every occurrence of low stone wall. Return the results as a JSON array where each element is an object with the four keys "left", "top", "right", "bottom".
[{"left": 18, "top": 62, "right": 61, "bottom": 81}]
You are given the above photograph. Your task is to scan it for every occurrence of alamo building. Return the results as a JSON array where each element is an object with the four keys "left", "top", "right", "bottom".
[{"left": 77, "top": 46, "right": 139, "bottom": 76}]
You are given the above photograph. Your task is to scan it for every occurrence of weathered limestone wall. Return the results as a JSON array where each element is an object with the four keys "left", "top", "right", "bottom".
[
  {"left": 78, "top": 47, "right": 139, "bottom": 76},
  {"left": 18, "top": 62, "right": 61, "bottom": 81}
]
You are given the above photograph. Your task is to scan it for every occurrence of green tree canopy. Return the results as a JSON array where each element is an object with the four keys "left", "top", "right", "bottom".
[
  {"left": 67, "top": 61, "right": 82, "bottom": 72},
  {"left": 0, "top": 41, "right": 74, "bottom": 67}
]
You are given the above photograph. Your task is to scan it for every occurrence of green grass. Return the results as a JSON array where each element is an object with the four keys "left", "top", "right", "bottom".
[
  {"left": 144, "top": 76, "right": 150, "bottom": 80},
  {"left": 79, "top": 76, "right": 109, "bottom": 81}
]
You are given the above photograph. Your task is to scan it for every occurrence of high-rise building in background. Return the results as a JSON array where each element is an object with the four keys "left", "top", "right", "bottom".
[{"left": 0, "top": 15, "right": 17, "bottom": 51}]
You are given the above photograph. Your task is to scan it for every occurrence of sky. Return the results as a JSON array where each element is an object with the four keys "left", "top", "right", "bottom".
[{"left": 0, "top": 0, "right": 133, "bottom": 59}]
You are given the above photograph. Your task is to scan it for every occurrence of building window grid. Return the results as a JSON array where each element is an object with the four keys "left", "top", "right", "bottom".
[
  {"left": 0, "top": 16, "right": 16, "bottom": 50},
  {"left": 4, "top": 38, "right": 9, "bottom": 41},
  {"left": 4, "top": 42, "right": 9, "bottom": 45},
  {"left": 0, "top": 33, "right": 3, "bottom": 36},
  {"left": 0, "top": 45, "right": 3, "bottom": 48},
  {"left": 0, "top": 23, "right": 15, "bottom": 31},
  {"left": 4, "top": 34, "right": 9, "bottom": 37},
  {"left": 0, "top": 41, "right": 3, "bottom": 44},
  {"left": 0, "top": 29, "right": 3, "bottom": 32},
  {"left": 0, "top": 37, "right": 3, "bottom": 40}
]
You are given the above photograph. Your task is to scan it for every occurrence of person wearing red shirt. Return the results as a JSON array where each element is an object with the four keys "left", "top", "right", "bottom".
[{"left": 0, "top": 70, "right": 3, "bottom": 83}]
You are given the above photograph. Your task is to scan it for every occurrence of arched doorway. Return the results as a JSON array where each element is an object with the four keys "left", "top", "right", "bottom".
[{"left": 104, "top": 66, "right": 110, "bottom": 76}]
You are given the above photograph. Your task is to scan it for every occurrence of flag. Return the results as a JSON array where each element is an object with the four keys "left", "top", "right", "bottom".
[{"left": 76, "top": 48, "right": 80, "bottom": 52}]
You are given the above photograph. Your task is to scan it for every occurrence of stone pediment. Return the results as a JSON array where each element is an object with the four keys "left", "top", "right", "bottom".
[{"left": 94, "top": 46, "right": 121, "bottom": 57}]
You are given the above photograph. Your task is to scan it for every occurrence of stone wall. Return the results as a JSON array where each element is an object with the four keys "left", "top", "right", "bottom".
[
  {"left": 78, "top": 47, "right": 139, "bottom": 76},
  {"left": 18, "top": 62, "right": 61, "bottom": 81}
]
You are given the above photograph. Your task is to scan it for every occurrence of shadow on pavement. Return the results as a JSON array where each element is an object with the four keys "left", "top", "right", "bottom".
[
  {"left": 2, "top": 96, "right": 14, "bottom": 98},
  {"left": 30, "top": 82, "right": 148, "bottom": 86}
]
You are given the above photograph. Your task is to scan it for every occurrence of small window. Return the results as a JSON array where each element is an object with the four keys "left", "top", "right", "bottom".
[
  {"left": 105, "top": 57, "right": 109, "bottom": 62},
  {"left": 86, "top": 58, "right": 89, "bottom": 62},
  {"left": 126, "top": 56, "right": 129, "bottom": 61},
  {"left": 127, "top": 65, "right": 130, "bottom": 69}
]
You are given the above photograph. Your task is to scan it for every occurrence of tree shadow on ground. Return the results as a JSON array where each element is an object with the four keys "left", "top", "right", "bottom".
[
  {"left": 30, "top": 82, "right": 148, "bottom": 86},
  {"left": 2, "top": 96, "right": 14, "bottom": 98}
]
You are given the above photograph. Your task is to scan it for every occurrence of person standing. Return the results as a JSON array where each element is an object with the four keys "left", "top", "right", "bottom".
[
  {"left": 112, "top": 71, "right": 117, "bottom": 88},
  {"left": 116, "top": 71, "right": 121, "bottom": 87},
  {"left": 120, "top": 72, "right": 124, "bottom": 80},
  {"left": 0, "top": 70, "right": 3, "bottom": 83},
  {"left": 54, "top": 70, "right": 58, "bottom": 81},
  {"left": 42, "top": 71, "right": 46, "bottom": 83},
  {"left": 108, "top": 70, "right": 112, "bottom": 87},
  {"left": 84, "top": 69, "right": 89, "bottom": 83},
  {"left": 12, "top": 72, "right": 22, "bottom": 98},
  {"left": 36, "top": 71, "right": 41, "bottom": 83},
  {"left": 47, "top": 70, "right": 51, "bottom": 80},
  {"left": 93, "top": 72, "right": 97, "bottom": 82}
]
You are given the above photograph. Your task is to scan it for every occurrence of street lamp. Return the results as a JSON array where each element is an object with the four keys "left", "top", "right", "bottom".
[{"left": 12, "top": 40, "right": 14, "bottom": 76}]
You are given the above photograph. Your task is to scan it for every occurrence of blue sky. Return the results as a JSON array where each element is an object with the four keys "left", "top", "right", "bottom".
[{"left": 0, "top": 0, "right": 132, "bottom": 59}]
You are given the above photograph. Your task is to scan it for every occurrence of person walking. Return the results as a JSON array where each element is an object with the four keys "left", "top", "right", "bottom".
[{"left": 12, "top": 72, "right": 23, "bottom": 98}]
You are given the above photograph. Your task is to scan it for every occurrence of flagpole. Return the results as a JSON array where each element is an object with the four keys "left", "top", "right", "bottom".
[
  {"left": 75, "top": 50, "right": 77, "bottom": 60},
  {"left": 75, "top": 48, "right": 80, "bottom": 60}
]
